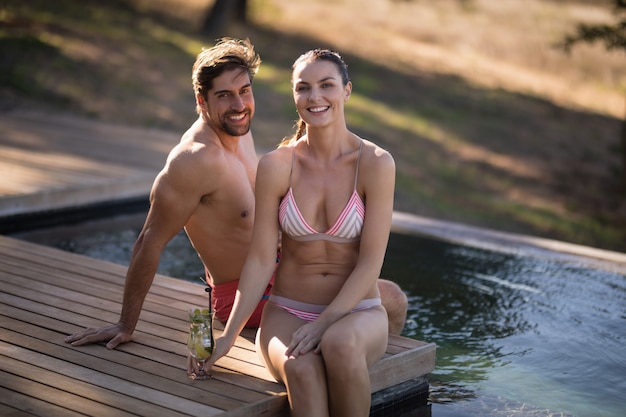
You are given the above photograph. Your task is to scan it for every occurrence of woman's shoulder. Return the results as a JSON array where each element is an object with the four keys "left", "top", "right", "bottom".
[
  {"left": 257, "top": 143, "right": 294, "bottom": 176},
  {"left": 260, "top": 142, "right": 294, "bottom": 162},
  {"left": 356, "top": 137, "right": 395, "bottom": 193},
  {"left": 358, "top": 137, "right": 395, "bottom": 168}
]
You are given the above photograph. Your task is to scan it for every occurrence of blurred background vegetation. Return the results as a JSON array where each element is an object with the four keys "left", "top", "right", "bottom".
[{"left": 1, "top": 0, "right": 625, "bottom": 252}]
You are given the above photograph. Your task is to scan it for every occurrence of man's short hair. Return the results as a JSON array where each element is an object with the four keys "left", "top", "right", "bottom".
[{"left": 192, "top": 38, "right": 261, "bottom": 111}]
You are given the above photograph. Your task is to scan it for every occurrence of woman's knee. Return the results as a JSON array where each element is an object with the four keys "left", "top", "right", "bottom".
[
  {"left": 321, "top": 308, "right": 388, "bottom": 368},
  {"left": 320, "top": 329, "right": 356, "bottom": 358},
  {"left": 283, "top": 357, "right": 329, "bottom": 414},
  {"left": 319, "top": 331, "right": 363, "bottom": 375},
  {"left": 283, "top": 355, "right": 326, "bottom": 386}
]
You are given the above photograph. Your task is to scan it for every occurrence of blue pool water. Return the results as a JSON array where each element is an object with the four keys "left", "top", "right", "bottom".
[
  {"left": 24, "top": 218, "right": 626, "bottom": 417},
  {"left": 382, "top": 233, "right": 626, "bottom": 417}
]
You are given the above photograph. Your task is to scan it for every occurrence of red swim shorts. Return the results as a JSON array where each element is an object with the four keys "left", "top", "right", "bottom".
[{"left": 210, "top": 276, "right": 274, "bottom": 329}]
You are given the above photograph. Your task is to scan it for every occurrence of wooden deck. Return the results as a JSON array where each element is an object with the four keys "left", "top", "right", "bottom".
[{"left": 0, "top": 234, "right": 436, "bottom": 416}]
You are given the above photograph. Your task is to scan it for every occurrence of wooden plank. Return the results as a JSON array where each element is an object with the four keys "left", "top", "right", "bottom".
[
  {"left": 0, "top": 345, "right": 224, "bottom": 416},
  {"left": 0, "top": 334, "right": 251, "bottom": 411},
  {"left": 0, "top": 250, "right": 202, "bottom": 309},
  {"left": 218, "top": 395, "right": 289, "bottom": 417},
  {"left": 0, "top": 269, "right": 193, "bottom": 340},
  {"left": 0, "top": 277, "right": 280, "bottom": 388},
  {"left": 0, "top": 278, "right": 264, "bottom": 374},
  {"left": 369, "top": 341, "right": 436, "bottom": 393},
  {"left": 0, "top": 317, "right": 276, "bottom": 404},
  {"left": 0, "top": 386, "right": 86, "bottom": 417},
  {"left": 0, "top": 237, "right": 208, "bottom": 311},
  {"left": 0, "top": 299, "right": 281, "bottom": 391},
  {"left": 0, "top": 369, "right": 140, "bottom": 417},
  {"left": 1, "top": 313, "right": 286, "bottom": 416}
]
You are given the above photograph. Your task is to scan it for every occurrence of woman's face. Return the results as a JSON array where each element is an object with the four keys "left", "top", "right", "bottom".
[{"left": 292, "top": 60, "right": 351, "bottom": 129}]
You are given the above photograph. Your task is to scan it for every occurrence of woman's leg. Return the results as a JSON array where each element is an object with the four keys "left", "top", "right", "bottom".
[
  {"left": 258, "top": 301, "right": 329, "bottom": 417},
  {"left": 320, "top": 305, "right": 388, "bottom": 417}
]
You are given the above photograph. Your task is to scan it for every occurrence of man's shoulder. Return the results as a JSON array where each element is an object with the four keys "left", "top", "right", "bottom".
[
  {"left": 168, "top": 130, "right": 225, "bottom": 167},
  {"left": 153, "top": 139, "right": 226, "bottom": 198}
]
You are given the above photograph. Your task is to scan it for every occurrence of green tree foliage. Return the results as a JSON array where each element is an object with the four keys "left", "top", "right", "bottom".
[{"left": 561, "top": 0, "right": 626, "bottom": 52}]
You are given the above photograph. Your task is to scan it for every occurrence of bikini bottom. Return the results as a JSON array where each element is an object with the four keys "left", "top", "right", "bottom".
[{"left": 268, "top": 294, "right": 381, "bottom": 323}]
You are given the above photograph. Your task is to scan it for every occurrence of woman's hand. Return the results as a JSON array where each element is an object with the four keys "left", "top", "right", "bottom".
[
  {"left": 196, "top": 335, "right": 235, "bottom": 375},
  {"left": 286, "top": 321, "right": 327, "bottom": 358}
]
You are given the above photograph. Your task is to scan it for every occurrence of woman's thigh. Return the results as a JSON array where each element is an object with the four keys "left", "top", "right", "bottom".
[
  {"left": 257, "top": 301, "right": 322, "bottom": 382},
  {"left": 322, "top": 305, "right": 388, "bottom": 366}
]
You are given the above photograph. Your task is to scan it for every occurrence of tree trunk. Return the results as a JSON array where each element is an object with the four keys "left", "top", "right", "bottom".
[
  {"left": 201, "top": 0, "right": 248, "bottom": 36},
  {"left": 622, "top": 100, "right": 626, "bottom": 193},
  {"left": 235, "top": 0, "right": 248, "bottom": 23}
]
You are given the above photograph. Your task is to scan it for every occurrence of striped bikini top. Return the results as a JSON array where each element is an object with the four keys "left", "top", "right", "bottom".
[{"left": 279, "top": 142, "right": 365, "bottom": 243}]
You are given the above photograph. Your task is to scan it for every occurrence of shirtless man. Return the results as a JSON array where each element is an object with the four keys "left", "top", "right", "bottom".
[{"left": 65, "top": 38, "right": 407, "bottom": 350}]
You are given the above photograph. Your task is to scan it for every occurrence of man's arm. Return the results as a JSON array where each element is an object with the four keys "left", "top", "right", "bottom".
[{"left": 65, "top": 148, "right": 213, "bottom": 349}]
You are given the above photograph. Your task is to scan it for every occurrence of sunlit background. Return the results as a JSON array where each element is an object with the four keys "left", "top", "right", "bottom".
[{"left": 3, "top": 0, "right": 625, "bottom": 251}]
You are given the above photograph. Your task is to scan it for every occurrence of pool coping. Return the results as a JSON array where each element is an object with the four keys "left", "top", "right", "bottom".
[{"left": 392, "top": 211, "right": 626, "bottom": 275}]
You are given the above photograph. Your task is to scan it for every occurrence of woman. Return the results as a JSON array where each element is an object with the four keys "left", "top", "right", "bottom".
[{"left": 206, "top": 49, "right": 396, "bottom": 417}]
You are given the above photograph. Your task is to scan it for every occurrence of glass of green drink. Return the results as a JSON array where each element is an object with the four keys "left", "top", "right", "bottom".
[{"left": 187, "top": 307, "right": 214, "bottom": 380}]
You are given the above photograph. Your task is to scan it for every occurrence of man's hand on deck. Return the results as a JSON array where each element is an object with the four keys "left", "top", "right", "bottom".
[{"left": 64, "top": 322, "right": 132, "bottom": 349}]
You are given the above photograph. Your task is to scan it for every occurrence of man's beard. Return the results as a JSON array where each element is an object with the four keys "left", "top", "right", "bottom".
[{"left": 221, "top": 112, "right": 251, "bottom": 136}]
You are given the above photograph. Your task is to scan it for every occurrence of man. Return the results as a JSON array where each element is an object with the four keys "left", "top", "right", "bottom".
[{"left": 65, "top": 38, "right": 407, "bottom": 350}]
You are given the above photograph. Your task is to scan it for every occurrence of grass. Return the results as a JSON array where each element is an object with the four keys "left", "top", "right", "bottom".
[{"left": 1, "top": 0, "right": 625, "bottom": 252}]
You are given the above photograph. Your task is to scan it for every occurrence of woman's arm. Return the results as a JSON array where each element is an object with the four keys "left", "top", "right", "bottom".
[
  {"left": 205, "top": 150, "right": 287, "bottom": 367},
  {"left": 326, "top": 146, "right": 396, "bottom": 318}
]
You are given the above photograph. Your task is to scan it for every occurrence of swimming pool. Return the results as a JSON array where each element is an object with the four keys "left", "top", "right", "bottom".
[{"left": 18, "top": 213, "right": 626, "bottom": 417}]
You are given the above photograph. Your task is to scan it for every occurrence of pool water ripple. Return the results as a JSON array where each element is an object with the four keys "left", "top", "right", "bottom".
[{"left": 384, "top": 233, "right": 626, "bottom": 417}]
